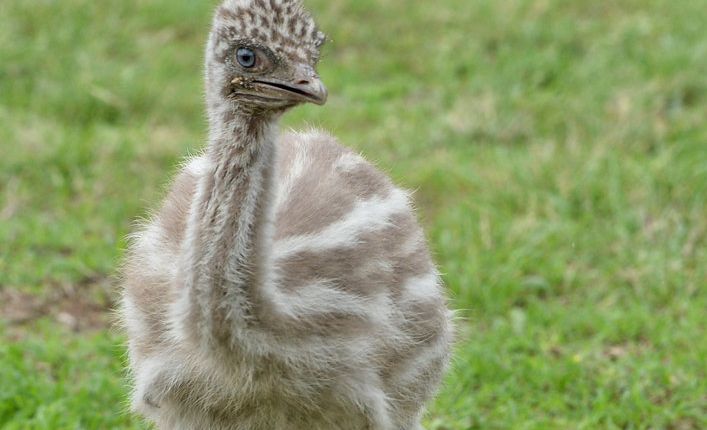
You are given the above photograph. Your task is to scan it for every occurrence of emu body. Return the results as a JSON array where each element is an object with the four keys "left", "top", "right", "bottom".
[{"left": 121, "top": 1, "right": 452, "bottom": 429}]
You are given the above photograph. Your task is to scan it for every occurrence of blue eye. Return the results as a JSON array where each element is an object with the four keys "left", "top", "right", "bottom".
[{"left": 236, "top": 48, "right": 256, "bottom": 68}]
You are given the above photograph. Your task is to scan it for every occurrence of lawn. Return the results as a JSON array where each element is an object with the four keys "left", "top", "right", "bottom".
[{"left": 1, "top": 0, "right": 705, "bottom": 428}]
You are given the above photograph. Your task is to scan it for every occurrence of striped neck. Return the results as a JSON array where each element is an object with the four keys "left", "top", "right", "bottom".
[{"left": 184, "top": 105, "right": 279, "bottom": 347}]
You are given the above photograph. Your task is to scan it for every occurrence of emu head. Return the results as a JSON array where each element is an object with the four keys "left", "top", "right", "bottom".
[{"left": 206, "top": 0, "right": 327, "bottom": 114}]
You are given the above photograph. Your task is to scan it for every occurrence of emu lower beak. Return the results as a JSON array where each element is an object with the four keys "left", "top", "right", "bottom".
[{"left": 247, "top": 64, "right": 328, "bottom": 106}]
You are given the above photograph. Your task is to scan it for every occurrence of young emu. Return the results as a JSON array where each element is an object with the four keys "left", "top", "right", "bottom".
[{"left": 120, "top": 0, "right": 453, "bottom": 428}]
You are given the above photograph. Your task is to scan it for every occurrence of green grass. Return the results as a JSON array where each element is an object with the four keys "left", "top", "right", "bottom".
[{"left": 1, "top": 0, "right": 705, "bottom": 428}]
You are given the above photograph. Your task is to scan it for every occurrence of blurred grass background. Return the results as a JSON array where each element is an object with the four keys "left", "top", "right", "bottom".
[{"left": 1, "top": 0, "right": 705, "bottom": 428}]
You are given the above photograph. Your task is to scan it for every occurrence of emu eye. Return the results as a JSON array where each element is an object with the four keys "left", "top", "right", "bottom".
[{"left": 236, "top": 48, "right": 256, "bottom": 68}]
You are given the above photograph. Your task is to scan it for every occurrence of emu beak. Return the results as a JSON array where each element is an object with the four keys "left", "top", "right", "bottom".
[{"left": 249, "top": 64, "right": 328, "bottom": 106}]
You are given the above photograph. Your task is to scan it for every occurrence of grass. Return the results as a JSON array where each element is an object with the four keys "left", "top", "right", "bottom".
[{"left": 1, "top": 0, "right": 705, "bottom": 428}]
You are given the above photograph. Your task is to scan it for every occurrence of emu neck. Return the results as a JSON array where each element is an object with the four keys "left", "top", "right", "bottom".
[
  {"left": 187, "top": 107, "right": 278, "bottom": 345},
  {"left": 206, "top": 112, "right": 276, "bottom": 170}
]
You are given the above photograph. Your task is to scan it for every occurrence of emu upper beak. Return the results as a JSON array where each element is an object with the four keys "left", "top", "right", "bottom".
[{"left": 245, "top": 64, "right": 328, "bottom": 106}]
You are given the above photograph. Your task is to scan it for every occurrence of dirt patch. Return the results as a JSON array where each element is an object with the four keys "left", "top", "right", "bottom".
[{"left": 0, "top": 276, "right": 116, "bottom": 336}]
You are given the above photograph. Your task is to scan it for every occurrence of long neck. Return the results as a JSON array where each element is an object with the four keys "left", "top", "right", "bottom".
[{"left": 181, "top": 106, "right": 278, "bottom": 348}]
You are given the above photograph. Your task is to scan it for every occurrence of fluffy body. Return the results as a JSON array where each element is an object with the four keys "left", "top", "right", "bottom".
[{"left": 121, "top": 1, "right": 452, "bottom": 429}]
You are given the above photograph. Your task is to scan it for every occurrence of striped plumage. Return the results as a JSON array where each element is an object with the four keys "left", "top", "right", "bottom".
[{"left": 120, "top": 1, "right": 453, "bottom": 429}]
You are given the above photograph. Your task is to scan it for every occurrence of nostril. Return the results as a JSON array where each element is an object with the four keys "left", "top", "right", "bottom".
[{"left": 296, "top": 79, "right": 310, "bottom": 85}]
